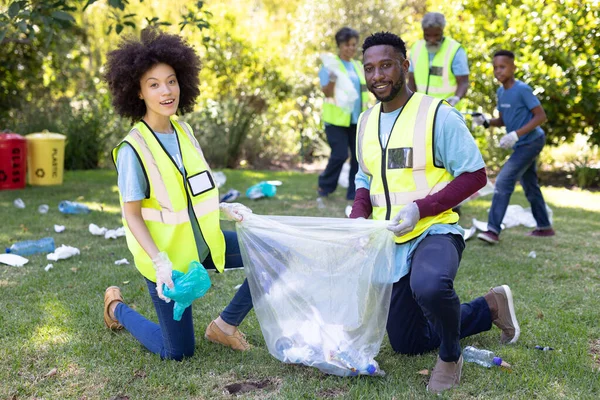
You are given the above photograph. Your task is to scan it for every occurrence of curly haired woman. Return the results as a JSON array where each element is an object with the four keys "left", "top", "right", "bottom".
[{"left": 103, "top": 29, "right": 254, "bottom": 360}]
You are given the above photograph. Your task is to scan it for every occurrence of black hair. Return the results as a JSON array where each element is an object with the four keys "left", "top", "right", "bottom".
[
  {"left": 335, "top": 27, "right": 359, "bottom": 46},
  {"left": 103, "top": 28, "right": 201, "bottom": 122},
  {"left": 493, "top": 50, "right": 515, "bottom": 59},
  {"left": 362, "top": 32, "right": 407, "bottom": 59}
]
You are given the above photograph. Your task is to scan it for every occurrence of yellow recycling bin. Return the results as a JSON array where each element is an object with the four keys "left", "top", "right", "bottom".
[{"left": 25, "top": 130, "right": 67, "bottom": 186}]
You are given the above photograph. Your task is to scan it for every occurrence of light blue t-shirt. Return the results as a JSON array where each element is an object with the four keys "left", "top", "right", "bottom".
[
  {"left": 116, "top": 130, "right": 210, "bottom": 261},
  {"left": 496, "top": 80, "right": 544, "bottom": 147},
  {"left": 319, "top": 59, "right": 362, "bottom": 124},
  {"left": 409, "top": 46, "right": 470, "bottom": 76},
  {"left": 355, "top": 104, "right": 485, "bottom": 282}
]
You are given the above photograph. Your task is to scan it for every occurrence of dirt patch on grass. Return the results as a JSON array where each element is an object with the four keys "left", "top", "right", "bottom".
[
  {"left": 316, "top": 387, "right": 348, "bottom": 398},
  {"left": 590, "top": 339, "right": 600, "bottom": 370},
  {"left": 224, "top": 378, "right": 277, "bottom": 395}
]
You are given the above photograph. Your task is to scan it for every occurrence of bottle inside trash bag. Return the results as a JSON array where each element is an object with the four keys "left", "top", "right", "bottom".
[
  {"left": 463, "top": 346, "right": 510, "bottom": 368},
  {"left": 329, "top": 348, "right": 378, "bottom": 375},
  {"left": 58, "top": 200, "right": 90, "bottom": 214},
  {"left": 6, "top": 237, "right": 55, "bottom": 256}
]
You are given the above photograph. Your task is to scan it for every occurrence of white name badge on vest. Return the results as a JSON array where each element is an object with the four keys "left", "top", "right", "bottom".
[
  {"left": 187, "top": 171, "right": 215, "bottom": 196},
  {"left": 388, "top": 147, "right": 413, "bottom": 169}
]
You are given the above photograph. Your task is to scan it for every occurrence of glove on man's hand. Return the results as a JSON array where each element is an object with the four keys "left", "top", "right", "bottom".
[
  {"left": 220, "top": 202, "right": 253, "bottom": 222},
  {"left": 152, "top": 251, "right": 174, "bottom": 303},
  {"left": 471, "top": 113, "right": 490, "bottom": 129},
  {"left": 387, "top": 202, "right": 420, "bottom": 237},
  {"left": 446, "top": 96, "right": 460, "bottom": 107},
  {"left": 499, "top": 131, "right": 519, "bottom": 149}
]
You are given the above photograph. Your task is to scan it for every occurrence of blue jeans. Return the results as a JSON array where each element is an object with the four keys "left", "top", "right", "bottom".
[
  {"left": 386, "top": 234, "right": 492, "bottom": 362},
  {"left": 318, "top": 123, "right": 358, "bottom": 200},
  {"left": 488, "top": 135, "right": 551, "bottom": 234},
  {"left": 114, "top": 231, "right": 254, "bottom": 360}
]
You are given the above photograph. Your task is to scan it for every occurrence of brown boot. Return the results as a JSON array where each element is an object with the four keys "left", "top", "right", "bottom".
[
  {"left": 484, "top": 285, "right": 520, "bottom": 344},
  {"left": 205, "top": 320, "right": 250, "bottom": 351},
  {"left": 104, "top": 286, "right": 124, "bottom": 331},
  {"left": 427, "top": 355, "right": 463, "bottom": 394}
]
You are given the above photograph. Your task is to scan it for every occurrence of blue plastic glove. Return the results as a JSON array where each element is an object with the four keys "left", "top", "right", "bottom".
[{"left": 163, "top": 261, "right": 212, "bottom": 321}]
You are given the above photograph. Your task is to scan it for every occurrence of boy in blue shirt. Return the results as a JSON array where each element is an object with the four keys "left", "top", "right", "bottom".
[{"left": 474, "top": 50, "right": 555, "bottom": 244}]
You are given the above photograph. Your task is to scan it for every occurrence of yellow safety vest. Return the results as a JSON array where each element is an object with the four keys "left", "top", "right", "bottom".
[
  {"left": 322, "top": 57, "right": 370, "bottom": 127},
  {"left": 356, "top": 93, "right": 458, "bottom": 243},
  {"left": 411, "top": 37, "right": 461, "bottom": 100},
  {"left": 112, "top": 118, "right": 225, "bottom": 281}
]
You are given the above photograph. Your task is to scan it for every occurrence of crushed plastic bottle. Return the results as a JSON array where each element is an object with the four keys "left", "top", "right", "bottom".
[
  {"left": 329, "top": 347, "right": 379, "bottom": 376},
  {"left": 220, "top": 189, "right": 241, "bottom": 203},
  {"left": 246, "top": 181, "right": 278, "bottom": 200},
  {"left": 6, "top": 237, "right": 55, "bottom": 256},
  {"left": 58, "top": 200, "right": 91, "bottom": 214},
  {"left": 13, "top": 198, "right": 25, "bottom": 209},
  {"left": 38, "top": 204, "right": 49, "bottom": 214},
  {"left": 163, "top": 261, "right": 211, "bottom": 321},
  {"left": 463, "top": 346, "right": 511, "bottom": 368}
]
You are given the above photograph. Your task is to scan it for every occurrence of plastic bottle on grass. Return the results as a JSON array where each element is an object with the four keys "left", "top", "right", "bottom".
[
  {"left": 58, "top": 200, "right": 90, "bottom": 214},
  {"left": 6, "top": 237, "right": 55, "bottom": 256},
  {"left": 463, "top": 346, "right": 511, "bottom": 368},
  {"left": 329, "top": 347, "right": 378, "bottom": 375}
]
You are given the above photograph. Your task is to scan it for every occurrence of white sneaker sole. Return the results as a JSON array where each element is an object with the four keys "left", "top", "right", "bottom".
[{"left": 500, "top": 284, "right": 520, "bottom": 344}]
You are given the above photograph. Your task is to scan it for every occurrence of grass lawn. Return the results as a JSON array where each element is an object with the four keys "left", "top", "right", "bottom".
[{"left": 1, "top": 169, "right": 599, "bottom": 399}]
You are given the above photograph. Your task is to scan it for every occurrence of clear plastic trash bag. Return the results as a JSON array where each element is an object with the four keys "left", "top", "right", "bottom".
[
  {"left": 163, "top": 261, "right": 211, "bottom": 321},
  {"left": 236, "top": 214, "right": 396, "bottom": 376}
]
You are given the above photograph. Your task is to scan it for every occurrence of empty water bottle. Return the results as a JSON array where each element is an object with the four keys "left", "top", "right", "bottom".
[
  {"left": 58, "top": 200, "right": 90, "bottom": 214},
  {"left": 463, "top": 346, "right": 511, "bottom": 368},
  {"left": 329, "top": 347, "right": 379, "bottom": 375},
  {"left": 6, "top": 237, "right": 55, "bottom": 256}
]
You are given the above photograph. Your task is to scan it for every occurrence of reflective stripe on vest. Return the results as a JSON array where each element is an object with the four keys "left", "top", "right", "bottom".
[
  {"left": 356, "top": 93, "right": 458, "bottom": 243},
  {"left": 411, "top": 38, "right": 461, "bottom": 98},
  {"left": 322, "top": 57, "right": 370, "bottom": 127},
  {"left": 112, "top": 117, "right": 225, "bottom": 280}
]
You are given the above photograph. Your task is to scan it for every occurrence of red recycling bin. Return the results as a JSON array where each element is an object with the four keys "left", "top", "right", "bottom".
[{"left": 0, "top": 130, "right": 27, "bottom": 190}]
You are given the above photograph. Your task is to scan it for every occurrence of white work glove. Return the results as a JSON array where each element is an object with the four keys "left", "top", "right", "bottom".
[
  {"left": 328, "top": 70, "right": 337, "bottom": 83},
  {"left": 499, "top": 131, "right": 519, "bottom": 149},
  {"left": 471, "top": 113, "right": 490, "bottom": 129},
  {"left": 446, "top": 95, "right": 460, "bottom": 107},
  {"left": 387, "top": 202, "right": 420, "bottom": 237},
  {"left": 151, "top": 251, "right": 174, "bottom": 303},
  {"left": 220, "top": 202, "right": 253, "bottom": 222}
]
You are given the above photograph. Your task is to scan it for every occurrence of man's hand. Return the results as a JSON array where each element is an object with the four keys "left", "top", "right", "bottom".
[
  {"left": 499, "top": 131, "right": 519, "bottom": 149},
  {"left": 220, "top": 202, "right": 253, "bottom": 222},
  {"left": 387, "top": 202, "right": 420, "bottom": 237},
  {"left": 446, "top": 96, "right": 460, "bottom": 107},
  {"left": 328, "top": 70, "right": 337, "bottom": 83},
  {"left": 471, "top": 113, "right": 490, "bottom": 129},
  {"left": 151, "top": 251, "right": 174, "bottom": 303}
]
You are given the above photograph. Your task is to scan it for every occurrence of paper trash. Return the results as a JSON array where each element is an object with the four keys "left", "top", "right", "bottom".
[
  {"left": 0, "top": 253, "right": 29, "bottom": 267},
  {"left": 47, "top": 245, "right": 80, "bottom": 261}
]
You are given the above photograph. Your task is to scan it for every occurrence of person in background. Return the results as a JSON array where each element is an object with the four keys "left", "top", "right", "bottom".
[
  {"left": 103, "top": 29, "right": 255, "bottom": 360},
  {"left": 318, "top": 27, "right": 370, "bottom": 213},
  {"left": 408, "top": 12, "right": 469, "bottom": 108},
  {"left": 351, "top": 32, "right": 520, "bottom": 394},
  {"left": 475, "top": 50, "right": 554, "bottom": 244}
]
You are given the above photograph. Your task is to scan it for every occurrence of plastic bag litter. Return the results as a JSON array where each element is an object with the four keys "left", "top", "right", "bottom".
[
  {"left": 338, "top": 162, "right": 350, "bottom": 189},
  {"left": 54, "top": 225, "right": 65, "bottom": 233},
  {"left": 502, "top": 204, "right": 553, "bottom": 229},
  {"left": 213, "top": 171, "right": 226, "bottom": 188},
  {"left": 163, "top": 261, "right": 211, "bottom": 321},
  {"left": 104, "top": 227, "right": 126, "bottom": 239},
  {"left": 0, "top": 253, "right": 28, "bottom": 267},
  {"left": 13, "top": 198, "right": 25, "bottom": 209},
  {"left": 459, "top": 179, "right": 495, "bottom": 206},
  {"left": 319, "top": 52, "right": 359, "bottom": 114},
  {"left": 237, "top": 214, "right": 395, "bottom": 376},
  {"left": 246, "top": 181, "right": 282, "bottom": 200},
  {"left": 89, "top": 223, "right": 107, "bottom": 236}
]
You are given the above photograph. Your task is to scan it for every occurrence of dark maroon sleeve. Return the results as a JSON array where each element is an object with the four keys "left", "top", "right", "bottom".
[
  {"left": 415, "top": 167, "right": 487, "bottom": 218},
  {"left": 349, "top": 187, "right": 373, "bottom": 219}
]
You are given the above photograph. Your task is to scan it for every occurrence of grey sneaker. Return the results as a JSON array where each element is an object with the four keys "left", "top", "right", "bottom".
[
  {"left": 426, "top": 355, "right": 463, "bottom": 394},
  {"left": 485, "top": 285, "right": 520, "bottom": 344}
]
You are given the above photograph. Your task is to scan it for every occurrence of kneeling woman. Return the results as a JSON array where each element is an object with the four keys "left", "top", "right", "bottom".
[{"left": 103, "top": 29, "right": 254, "bottom": 360}]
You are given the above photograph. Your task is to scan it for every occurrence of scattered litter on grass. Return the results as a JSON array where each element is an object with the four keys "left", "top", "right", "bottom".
[
  {"left": 44, "top": 264, "right": 53, "bottom": 272},
  {"left": 0, "top": 253, "right": 28, "bottom": 267},
  {"left": 38, "top": 204, "right": 49, "bottom": 214},
  {"left": 528, "top": 251, "right": 537, "bottom": 258},
  {"left": 54, "top": 225, "right": 65, "bottom": 233},
  {"left": 246, "top": 181, "right": 282, "bottom": 200},
  {"left": 47, "top": 245, "right": 80, "bottom": 261},
  {"left": 122, "top": 281, "right": 130, "bottom": 285},
  {"left": 417, "top": 369, "right": 429, "bottom": 376},
  {"left": 234, "top": 283, "right": 242, "bottom": 290},
  {"left": 70, "top": 267, "right": 78, "bottom": 272},
  {"left": 13, "top": 198, "right": 25, "bottom": 209},
  {"left": 534, "top": 345, "right": 554, "bottom": 351},
  {"left": 115, "top": 258, "right": 129, "bottom": 265},
  {"left": 58, "top": 200, "right": 90, "bottom": 214},
  {"left": 213, "top": 171, "right": 226, "bottom": 188},
  {"left": 89, "top": 223, "right": 107, "bottom": 236},
  {"left": 44, "top": 367, "right": 58, "bottom": 378},
  {"left": 459, "top": 179, "right": 495, "bottom": 206},
  {"left": 220, "top": 189, "right": 240, "bottom": 202},
  {"left": 105, "top": 227, "right": 125, "bottom": 239}
]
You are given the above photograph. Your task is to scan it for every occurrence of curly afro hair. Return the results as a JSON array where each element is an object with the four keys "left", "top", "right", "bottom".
[
  {"left": 104, "top": 28, "right": 201, "bottom": 122},
  {"left": 362, "top": 32, "right": 407, "bottom": 59}
]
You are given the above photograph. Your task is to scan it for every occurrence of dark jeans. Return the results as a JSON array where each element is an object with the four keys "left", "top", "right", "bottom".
[
  {"left": 386, "top": 234, "right": 492, "bottom": 362},
  {"left": 318, "top": 123, "right": 358, "bottom": 200},
  {"left": 488, "top": 135, "right": 551, "bottom": 234},
  {"left": 114, "top": 231, "right": 253, "bottom": 360}
]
